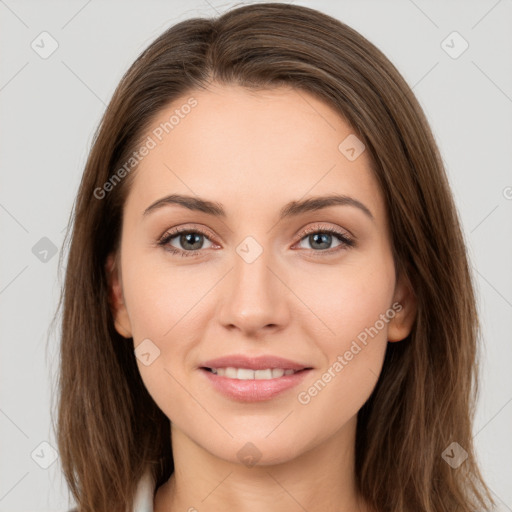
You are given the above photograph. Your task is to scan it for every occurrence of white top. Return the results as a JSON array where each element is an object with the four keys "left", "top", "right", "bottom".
[{"left": 132, "top": 469, "right": 156, "bottom": 512}]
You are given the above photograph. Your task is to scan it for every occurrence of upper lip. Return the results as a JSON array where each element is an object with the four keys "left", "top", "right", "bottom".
[{"left": 200, "top": 354, "right": 312, "bottom": 371}]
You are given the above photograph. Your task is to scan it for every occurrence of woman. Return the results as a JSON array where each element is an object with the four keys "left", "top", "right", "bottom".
[{"left": 54, "top": 3, "right": 494, "bottom": 511}]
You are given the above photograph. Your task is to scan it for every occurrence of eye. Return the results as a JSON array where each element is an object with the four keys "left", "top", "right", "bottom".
[
  {"left": 294, "top": 225, "right": 355, "bottom": 255},
  {"left": 157, "top": 227, "right": 215, "bottom": 257},
  {"left": 157, "top": 224, "right": 355, "bottom": 258}
]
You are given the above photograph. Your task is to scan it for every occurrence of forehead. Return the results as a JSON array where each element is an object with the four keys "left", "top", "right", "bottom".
[{"left": 125, "top": 83, "right": 384, "bottom": 224}]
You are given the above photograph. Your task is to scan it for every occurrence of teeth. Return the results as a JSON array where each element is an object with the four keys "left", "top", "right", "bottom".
[
  {"left": 210, "top": 367, "right": 298, "bottom": 379},
  {"left": 225, "top": 367, "right": 238, "bottom": 379},
  {"left": 255, "top": 369, "right": 272, "bottom": 379}
]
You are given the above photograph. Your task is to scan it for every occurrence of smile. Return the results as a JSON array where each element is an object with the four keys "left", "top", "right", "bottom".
[{"left": 200, "top": 367, "right": 312, "bottom": 402}]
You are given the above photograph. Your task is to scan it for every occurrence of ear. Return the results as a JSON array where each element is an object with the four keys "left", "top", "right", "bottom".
[
  {"left": 105, "top": 252, "right": 133, "bottom": 339},
  {"left": 387, "top": 271, "right": 417, "bottom": 343}
]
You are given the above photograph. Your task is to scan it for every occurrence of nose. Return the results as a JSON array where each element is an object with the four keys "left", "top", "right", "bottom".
[{"left": 217, "top": 245, "right": 290, "bottom": 337}]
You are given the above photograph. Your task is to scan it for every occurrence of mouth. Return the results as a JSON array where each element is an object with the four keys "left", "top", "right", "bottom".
[
  {"left": 198, "top": 354, "right": 313, "bottom": 401},
  {"left": 199, "top": 361, "right": 313, "bottom": 402}
]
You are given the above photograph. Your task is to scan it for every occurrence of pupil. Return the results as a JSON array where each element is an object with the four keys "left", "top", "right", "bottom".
[
  {"left": 311, "top": 233, "right": 331, "bottom": 250},
  {"left": 182, "top": 233, "right": 202, "bottom": 250}
]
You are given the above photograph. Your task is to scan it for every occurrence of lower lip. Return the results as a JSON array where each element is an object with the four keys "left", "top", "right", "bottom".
[{"left": 200, "top": 368, "right": 312, "bottom": 402}]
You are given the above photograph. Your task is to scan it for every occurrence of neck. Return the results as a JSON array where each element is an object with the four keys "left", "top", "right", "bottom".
[{"left": 154, "top": 416, "right": 372, "bottom": 512}]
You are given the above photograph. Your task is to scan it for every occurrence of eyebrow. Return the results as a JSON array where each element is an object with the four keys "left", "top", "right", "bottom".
[{"left": 143, "top": 193, "right": 374, "bottom": 222}]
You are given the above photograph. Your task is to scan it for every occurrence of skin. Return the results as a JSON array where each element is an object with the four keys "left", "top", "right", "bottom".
[{"left": 106, "top": 83, "right": 417, "bottom": 512}]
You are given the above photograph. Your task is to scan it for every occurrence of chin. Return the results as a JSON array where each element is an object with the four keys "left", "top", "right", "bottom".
[{"left": 199, "top": 429, "right": 322, "bottom": 468}]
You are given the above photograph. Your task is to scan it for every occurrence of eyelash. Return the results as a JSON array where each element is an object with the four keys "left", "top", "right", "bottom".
[{"left": 157, "top": 224, "right": 355, "bottom": 258}]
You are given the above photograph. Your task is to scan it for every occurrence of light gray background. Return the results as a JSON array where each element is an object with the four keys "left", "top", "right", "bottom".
[{"left": 1, "top": 0, "right": 511, "bottom": 510}]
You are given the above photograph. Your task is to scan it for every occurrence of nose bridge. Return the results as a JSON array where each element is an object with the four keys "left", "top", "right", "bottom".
[
  {"left": 235, "top": 240, "right": 273, "bottom": 296},
  {"left": 218, "top": 236, "right": 288, "bottom": 333}
]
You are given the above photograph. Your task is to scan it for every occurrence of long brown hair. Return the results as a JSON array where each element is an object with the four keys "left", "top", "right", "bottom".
[{"left": 51, "top": 3, "right": 494, "bottom": 511}]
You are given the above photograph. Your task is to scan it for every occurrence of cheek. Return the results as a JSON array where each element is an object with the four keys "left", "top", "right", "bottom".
[
  {"left": 293, "top": 252, "right": 395, "bottom": 410},
  {"left": 121, "top": 251, "right": 205, "bottom": 340},
  {"left": 120, "top": 256, "right": 213, "bottom": 417},
  {"left": 298, "top": 250, "right": 396, "bottom": 350}
]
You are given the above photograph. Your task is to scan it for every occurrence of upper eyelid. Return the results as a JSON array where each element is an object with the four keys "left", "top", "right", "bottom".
[
  {"left": 159, "top": 224, "right": 217, "bottom": 243},
  {"left": 160, "top": 223, "right": 351, "bottom": 238},
  {"left": 298, "top": 224, "right": 353, "bottom": 238}
]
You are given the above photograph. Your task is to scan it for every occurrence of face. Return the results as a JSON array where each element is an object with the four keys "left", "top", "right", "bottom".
[{"left": 107, "top": 83, "right": 416, "bottom": 466}]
